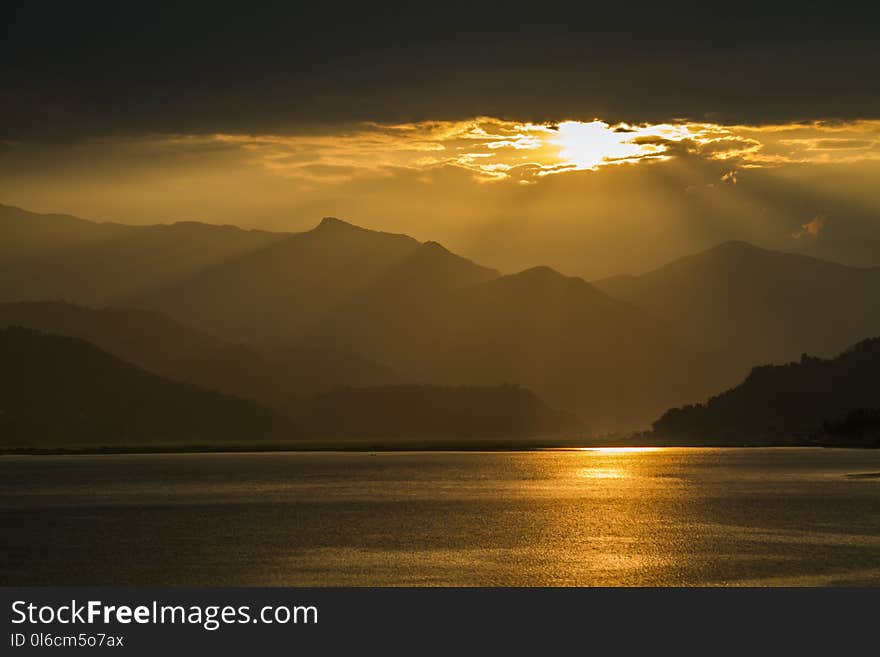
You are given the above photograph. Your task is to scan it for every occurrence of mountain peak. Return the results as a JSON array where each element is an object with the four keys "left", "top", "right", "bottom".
[
  {"left": 420, "top": 240, "right": 451, "bottom": 254},
  {"left": 494, "top": 266, "right": 588, "bottom": 293},
  {"left": 511, "top": 265, "right": 568, "bottom": 282},
  {"left": 495, "top": 266, "right": 610, "bottom": 301},
  {"left": 366, "top": 238, "right": 498, "bottom": 288},
  {"left": 691, "top": 240, "right": 853, "bottom": 272},
  {"left": 314, "top": 216, "right": 363, "bottom": 232}
]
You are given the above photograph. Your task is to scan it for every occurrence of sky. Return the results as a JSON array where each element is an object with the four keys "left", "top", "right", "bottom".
[{"left": 3, "top": 3, "right": 880, "bottom": 278}]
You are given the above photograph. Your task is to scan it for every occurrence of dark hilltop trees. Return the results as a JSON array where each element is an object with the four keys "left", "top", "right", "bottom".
[
  {"left": 651, "top": 337, "right": 880, "bottom": 444},
  {"left": 817, "top": 408, "right": 880, "bottom": 447}
]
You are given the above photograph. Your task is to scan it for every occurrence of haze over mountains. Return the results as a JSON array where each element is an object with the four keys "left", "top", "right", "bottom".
[
  {"left": 3, "top": 202, "right": 880, "bottom": 435},
  {"left": 309, "top": 260, "right": 723, "bottom": 429},
  {"left": 0, "top": 326, "right": 292, "bottom": 446},
  {"left": 595, "top": 241, "right": 880, "bottom": 365},
  {"left": 299, "top": 384, "right": 581, "bottom": 441},
  {"left": 0, "top": 325, "right": 579, "bottom": 449},
  {"left": 132, "top": 217, "right": 426, "bottom": 342},
  {"left": 0, "top": 203, "right": 285, "bottom": 306},
  {"left": 0, "top": 301, "right": 394, "bottom": 408}
]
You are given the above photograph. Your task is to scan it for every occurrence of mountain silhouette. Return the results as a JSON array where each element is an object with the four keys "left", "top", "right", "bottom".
[
  {"left": 172, "top": 342, "right": 394, "bottom": 408},
  {"left": 311, "top": 261, "right": 728, "bottom": 430},
  {"left": 129, "top": 216, "right": 423, "bottom": 341},
  {"left": 0, "top": 203, "right": 285, "bottom": 305},
  {"left": 0, "top": 300, "right": 221, "bottom": 371},
  {"left": 651, "top": 336, "right": 880, "bottom": 443},
  {"left": 0, "top": 326, "right": 581, "bottom": 448},
  {"left": 298, "top": 384, "right": 583, "bottom": 440},
  {"left": 7, "top": 204, "right": 880, "bottom": 433},
  {"left": 308, "top": 239, "right": 499, "bottom": 354},
  {"left": 0, "top": 203, "right": 123, "bottom": 261},
  {"left": 0, "top": 301, "right": 394, "bottom": 407},
  {"left": 594, "top": 240, "right": 880, "bottom": 366},
  {"left": 0, "top": 327, "right": 294, "bottom": 448}
]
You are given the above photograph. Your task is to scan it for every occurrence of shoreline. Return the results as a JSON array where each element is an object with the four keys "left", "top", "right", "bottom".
[{"left": 0, "top": 439, "right": 856, "bottom": 456}]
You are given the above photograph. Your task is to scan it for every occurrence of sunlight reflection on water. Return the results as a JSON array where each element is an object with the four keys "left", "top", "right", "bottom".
[
  {"left": 1, "top": 448, "right": 879, "bottom": 586},
  {"left": 576, "top": 467, "right": 626, "bottom": 479}
]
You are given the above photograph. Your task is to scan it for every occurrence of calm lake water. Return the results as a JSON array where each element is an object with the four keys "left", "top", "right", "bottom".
[{"left": 1, "top": 448, "right": 879, "bottom": 586}]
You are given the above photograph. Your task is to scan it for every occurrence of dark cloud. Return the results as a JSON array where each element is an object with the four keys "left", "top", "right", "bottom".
[{"left": 3, "top": 2, "right": 880, "bottom": 140}]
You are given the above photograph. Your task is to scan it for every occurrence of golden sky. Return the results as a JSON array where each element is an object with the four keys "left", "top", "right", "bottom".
[
  {"left": 247, "top": 118, "right": 880, "bottom": 180},
  {"left": 2, "top": 117, "right": 879, "bottom": 278}
]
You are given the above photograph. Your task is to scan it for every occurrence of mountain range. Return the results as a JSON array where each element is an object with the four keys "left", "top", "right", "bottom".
[
  {"left": 0, "top": 326, "right": 580, "bottom": 449},
  {"left": 0, "top": 300, "right": 394, "bottom": 408},
  {"left": 595, "top": 240, "right": 880, "bottom": 365},
  {"left": 0, "top": 326, "right": 293, "bottom": 447},
  {"left": 3, "top": 202, "right": 880, "bottom": 435}
]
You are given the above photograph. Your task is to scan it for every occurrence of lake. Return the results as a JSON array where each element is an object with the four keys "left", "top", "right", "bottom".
[{"left": 1, "top": 448, "right": 879, "bottom": 586}]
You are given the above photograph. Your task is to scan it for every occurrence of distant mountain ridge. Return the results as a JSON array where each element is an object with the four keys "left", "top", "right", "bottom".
[
  {"left": 0, "top": 203, "right": 287, "bottom": 305},
  {"left": 0, "top": 300, "right": 221, "bottom": 372},
  {"left": 594, "top": 240, "right": 880, "bottom": 365},
  {"left": 129, "top": 215, "right": 426, "bottom": 341},
  {"left": 0, "top": 327, "right": 294, "bottom": 448},
  {"left": 309, "top": 260, "right": 726, "bottom": 431},
  {"left": 299, "top": 384, "right": 583, "bottom": 440},
  {"left": 0, "top": 301, "right": 395, "bottom": 407},
  {"left": 0, "top": 326, "right": 582, "bottom": 449}
]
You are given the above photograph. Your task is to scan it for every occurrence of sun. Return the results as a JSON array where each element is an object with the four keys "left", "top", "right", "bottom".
[{"left": 549, "top": 120, "right": 648, "bottom": 170}]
